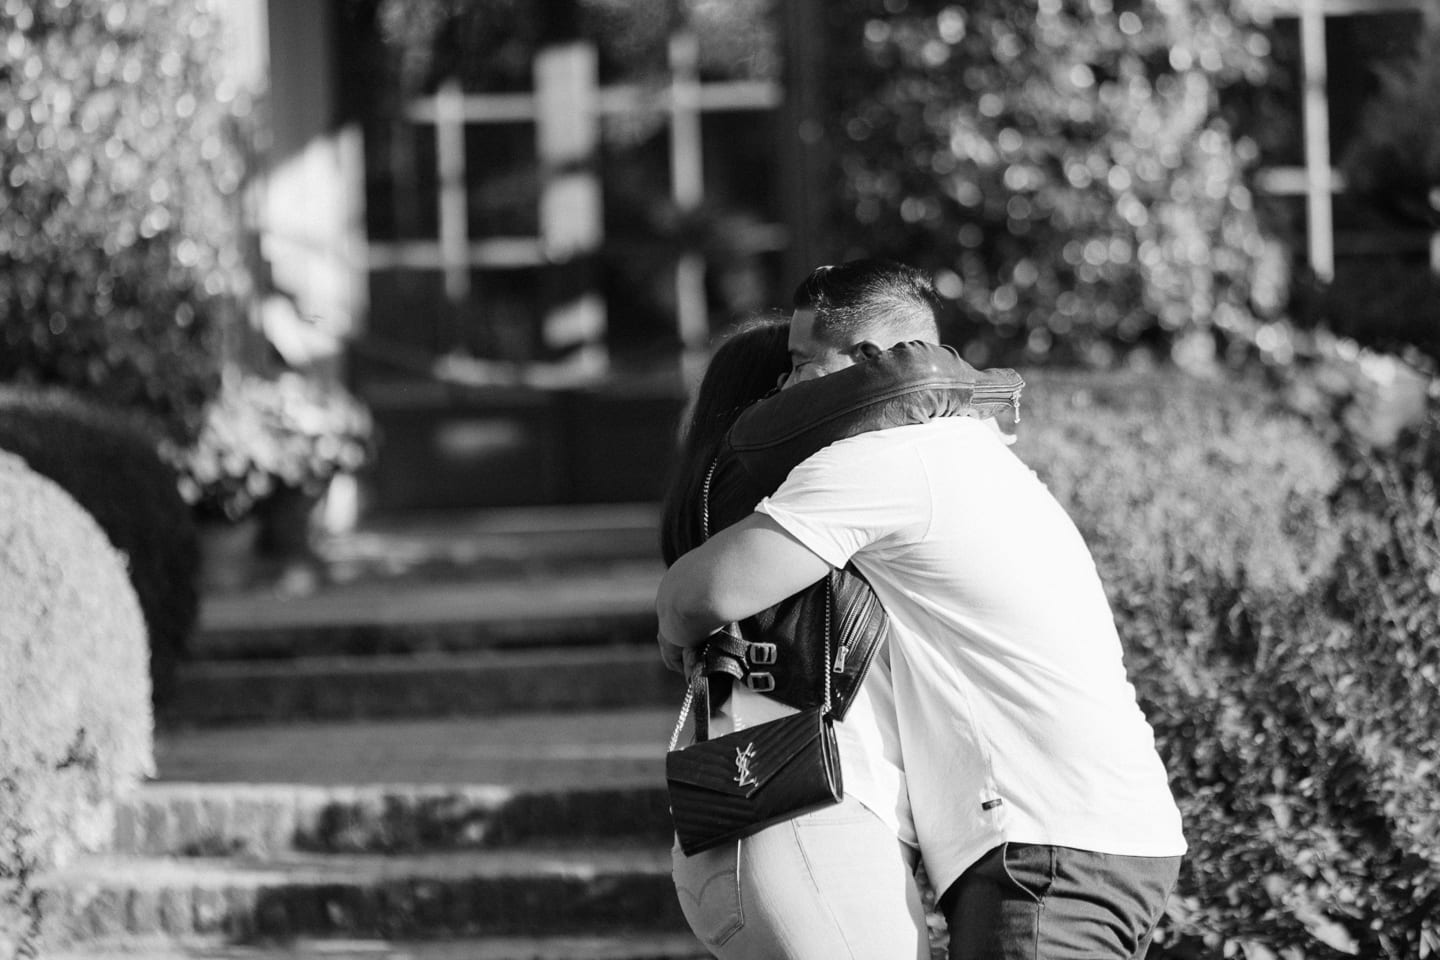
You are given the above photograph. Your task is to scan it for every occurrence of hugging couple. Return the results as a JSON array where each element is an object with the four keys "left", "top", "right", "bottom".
[{"left": 656, "top": 258, "right": 1185, "bottom": 960}]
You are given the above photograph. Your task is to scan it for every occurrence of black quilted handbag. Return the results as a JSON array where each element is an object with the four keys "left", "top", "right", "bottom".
[
  {"left": 666, "top": 681, "right": 842, "bottom": 856},
  {"left": 665, "top": 458, "right": 844, "bottom": 856}
]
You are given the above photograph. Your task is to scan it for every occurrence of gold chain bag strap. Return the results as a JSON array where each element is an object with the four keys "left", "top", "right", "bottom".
[{"left": 664, "top": 458, "right": 844, "bottom": 856}]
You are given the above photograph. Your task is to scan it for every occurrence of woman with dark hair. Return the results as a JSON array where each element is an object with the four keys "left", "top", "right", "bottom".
[
  {"left": 659, "top": 317, "right": 793, "bottom": 568},
  {"left": 660, "top": 316, "right": 929, "bottom": 959}
]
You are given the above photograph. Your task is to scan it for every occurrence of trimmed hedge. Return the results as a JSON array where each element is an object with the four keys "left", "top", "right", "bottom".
[
  {"left": 1307, "top": 414, "right": 1440, "bottom": 957},
  {"left": 0, "top": 388, "right": 198, "bottom": 707},
  {"left": 0, "top": 452, "right": 154, "bottom": 957},
  {"left": 1014, "top": 369, "right": 1439, "bottom": 958}
]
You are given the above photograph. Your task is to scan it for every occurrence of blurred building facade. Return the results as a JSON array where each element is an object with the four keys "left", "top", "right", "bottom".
[
  {"left": 217, "top": 0, "right": 812, "bottom": 512},
  {"left": 218, "top": 0, "right": 1436, "bottom": 513},
  {"left": 1253, "top": 0, "right": 1438, "bottom": 285}
]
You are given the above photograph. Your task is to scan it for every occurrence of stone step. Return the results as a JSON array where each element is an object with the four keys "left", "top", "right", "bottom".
[
  {"left": 195, "top": 562, "right": 663, "bottom": 660},
  {"left": 38, "top": 848, "right": 684, "bottom": 946},
  {"left": 162, "top": 647, "right": 682, "bottom": 726},
  {"left": 320, "top": 502, "right": 665, "bottom": 576},
  {"left": 44, "top": 932, "right": 708, "bottom": 960},
  {"left": 154, "top": 710, "right": 675, "bottom": 790},
  {"left": 114, "top": 782, "right": 672, "bottom": 857}
]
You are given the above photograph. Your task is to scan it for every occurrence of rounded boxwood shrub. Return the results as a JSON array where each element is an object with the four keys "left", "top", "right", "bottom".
[
  {"left": 0, "top": 451, "right": 154, "bottom": 956},
  {"left": 0, "top": 387, "right": 199, "bottom": 708}
]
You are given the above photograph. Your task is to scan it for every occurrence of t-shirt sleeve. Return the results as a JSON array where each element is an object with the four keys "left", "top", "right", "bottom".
[{"left": 754, "top": 430, "right": 932, "bottom": 569}]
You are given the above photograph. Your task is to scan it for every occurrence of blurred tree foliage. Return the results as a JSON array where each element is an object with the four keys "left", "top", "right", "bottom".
[
  {"left": 816, "top": 0, "right": 1274, "bottom": 368},
  {"left": 0, "top": 0, "right": 247, "bottom": 441},
  {"left": 351, "top": 0, "right": 775, "bottom": 99}
]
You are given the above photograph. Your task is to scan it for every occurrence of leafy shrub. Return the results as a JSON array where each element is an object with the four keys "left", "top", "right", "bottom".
[
  {"left": 1016, "top": 371, "right": 1342, "bottom": 602},
  {"left": 0, "top": 0, "right": 244, "bottom": 441},
  {"left": 0, "top": 452, "right": 154, "bottom": 957},
  {"left": 1014, "top": 369, "right": 1440, "bottom": 958},
  {"left": 1304, "top": 415, "right": 1440, "bottom": 958},
  {"left": 0, "top": 388, "right": 198, "bottom": 708}
]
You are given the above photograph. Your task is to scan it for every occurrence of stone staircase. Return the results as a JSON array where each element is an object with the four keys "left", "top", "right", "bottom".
[{"left": 36, "top": 504, "right": 710, "bottom": 960}]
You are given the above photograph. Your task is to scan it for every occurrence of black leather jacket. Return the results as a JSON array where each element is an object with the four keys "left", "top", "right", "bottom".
[{"left": 700, "top": 342, "right": 1023, "bottom": 719}]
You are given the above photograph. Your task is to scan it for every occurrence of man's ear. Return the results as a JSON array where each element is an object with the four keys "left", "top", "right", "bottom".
[{"left": 850, "top": 340, "right": 884, "bottom": 361}]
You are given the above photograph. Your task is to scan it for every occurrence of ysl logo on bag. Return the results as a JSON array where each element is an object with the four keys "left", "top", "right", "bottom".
[{"left": 734, "top": 742, "right": 758, "bottom": 788}]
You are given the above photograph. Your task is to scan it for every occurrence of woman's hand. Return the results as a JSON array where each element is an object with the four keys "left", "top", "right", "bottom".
[
  {"left": 658, "top": 634, "right": 712, "bottom": 677},
  {"left": 658, "top": 632, "right": 688, "bottom": 674}
]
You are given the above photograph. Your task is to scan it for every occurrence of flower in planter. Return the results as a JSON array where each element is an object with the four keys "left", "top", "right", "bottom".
[{"left": 162, "top": 371, "right": 373, "bottom": 523}]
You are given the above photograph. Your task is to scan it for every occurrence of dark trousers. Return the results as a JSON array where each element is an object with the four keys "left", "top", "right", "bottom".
[{"left": 941, "top": 843, "right": 1181, "bottom": 960}]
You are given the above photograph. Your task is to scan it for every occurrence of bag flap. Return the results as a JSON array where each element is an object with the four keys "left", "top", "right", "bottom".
[{"left": 666, "top": 709, "right": 825, "bottom": 799}]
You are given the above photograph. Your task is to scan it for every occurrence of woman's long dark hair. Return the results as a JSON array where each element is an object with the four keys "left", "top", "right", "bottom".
[{"left": 660, "top": 317, "right": 791, "bottom": 565}]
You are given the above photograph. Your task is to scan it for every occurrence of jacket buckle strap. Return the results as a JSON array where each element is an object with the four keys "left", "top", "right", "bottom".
[
  {"left": 748, "top": 641, "right": 778, "bottom": 666},
  {"left": 744, "top": 672, "right": 776, "bottom": 693}
]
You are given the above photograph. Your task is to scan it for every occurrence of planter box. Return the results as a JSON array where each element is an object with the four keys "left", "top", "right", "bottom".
[
  {"left": 368, "top": 386, "right": 567, "bottom": 510},
  {"left": 362, "top": 380, "right": 685, "bottom": 510},
  {"left": 560, "top": 386, "right": 686, "bottom": 504}
]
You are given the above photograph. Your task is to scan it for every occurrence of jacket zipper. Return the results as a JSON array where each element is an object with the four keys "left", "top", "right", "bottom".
[{"left": 971, "top": 384, "right": 1023, "bottom": 423}]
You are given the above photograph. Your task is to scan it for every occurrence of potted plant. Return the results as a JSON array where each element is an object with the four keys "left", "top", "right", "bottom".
[{"left": 162, "top": 370, "right": 374, "bottom": 578}]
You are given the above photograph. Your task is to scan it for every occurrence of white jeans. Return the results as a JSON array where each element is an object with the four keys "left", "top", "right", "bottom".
[{"left": 671, "top": 796, "right": 928, "bottom": 960}]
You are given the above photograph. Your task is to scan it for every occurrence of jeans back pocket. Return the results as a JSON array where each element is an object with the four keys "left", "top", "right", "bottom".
[{"left": 672, "top": 837, "right": 746, "bottom": 947}]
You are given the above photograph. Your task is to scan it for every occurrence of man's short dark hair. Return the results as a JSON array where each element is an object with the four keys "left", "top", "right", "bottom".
[{"left": 791, "top": 259, "right": 942, "bottom": 345}]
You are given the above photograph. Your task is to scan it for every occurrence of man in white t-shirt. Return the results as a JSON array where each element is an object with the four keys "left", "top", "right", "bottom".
[{"left": 657, "top": 259, "right": 1185, "bottom": 959}]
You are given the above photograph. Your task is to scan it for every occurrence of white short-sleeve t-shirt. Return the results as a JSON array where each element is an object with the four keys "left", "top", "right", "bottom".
[{"left": 756, "top": 418, "right": 1186, "bottom": 896}]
